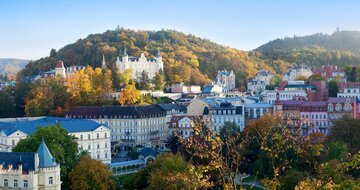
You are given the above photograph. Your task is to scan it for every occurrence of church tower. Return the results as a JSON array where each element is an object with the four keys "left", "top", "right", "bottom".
[
  {"left": 37, "top": 139, "right": 61, "bottom": 190},
  {"left": 55, "top": 61, "right": 66, "bottom": 78},
  {"left": 101, "top": 54, "right": 107, "bottom": 69},
  {"left": 122, "top": 49, "right": 128, "bottom": 63},
  {"left": 273, "top": 91, "right": 283, "bottom": 113}
]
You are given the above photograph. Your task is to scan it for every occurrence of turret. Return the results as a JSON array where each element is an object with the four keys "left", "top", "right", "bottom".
[
  {"left": 101, "top": 54, "right": 107, "bottom": 69},
  {"left": 156, "top": 49, "right": 163, "bottom": 71},
  {"left": 122, "top": 49, "right": 128, "bottom": 62},
  {"left": 55, "top": 61, "right": 66, "bottom": 78}
]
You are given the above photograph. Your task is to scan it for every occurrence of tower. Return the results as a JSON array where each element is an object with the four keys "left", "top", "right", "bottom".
[
  {"left": 273, "top": 91, "right": 283, "bottom": 113},
  {"left": 55, "top": 61, "right": 66, "bottom": 78},
  {"left": 156, "top": 49, "right": 163, "bottom": 71},
  {"left": 101, "top": 54, "right": 107, "bottom": 69},
  {"left": 122, "top": 49, "right": 128, "bottom": 63},
  {"left": 37, "top": 139, "right": 61, "bottom": 190}
]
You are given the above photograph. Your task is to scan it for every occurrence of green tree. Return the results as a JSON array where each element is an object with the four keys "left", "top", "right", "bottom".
[
  {"left": 267, "top": 74, "right": 283, "bottom": 89},
  {"left": 0, "top": 88, "right": 15, "bottom": 117},
  {"left": 70, "top": 154, "right": 115, "bottom": 190},
  {"left": 328, "top": 80, "right": 339, "bottom": 97},
  {"left": 308, "top": 73, "right": 326, "bottom": 81},
  {"left": 326, "top": 142, "right": 348, "bottom": 162},
  {"left": 152, "top": 70, "right": 166, "bottom": 90},
  {"left": 50, "top": 48, "right": 57, "bottom": 57},
  {"left": 13, "top": 124, "right": 79, "bottom": 189},
  {"left": 138, "top": 70, "right": 151, "bottom": 90}
]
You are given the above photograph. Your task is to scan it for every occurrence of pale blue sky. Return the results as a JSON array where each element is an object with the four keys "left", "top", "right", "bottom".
[{"left": 1, "top": 0, "right": 360, "bottom": 60}]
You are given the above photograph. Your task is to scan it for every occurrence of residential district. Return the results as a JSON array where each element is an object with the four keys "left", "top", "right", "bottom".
[{"left": 0, "top": 52, "right": 359, "bottom": 189}]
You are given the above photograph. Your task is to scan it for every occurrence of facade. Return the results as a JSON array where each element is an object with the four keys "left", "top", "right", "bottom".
[
  {"left": 202, "top": 84, "right": 223, "bottom": 95},
  {"left": 247, "top": 70, "right": 273, "bottom": 94},
  {"left": 171, "top": 83, "right": 201, "bottom": 94},
  {"left": 116, "top": 50, "right": 163, "bottom": 80},
  {"left": 0, "top": 117, "right": 111, "bottom": 164},
  {"left": 213, "top": 70, "right": 236, "bottom": 93},
  {"left": 337, "top": 82, "right": 360, "bottom": 98},
  {"left": 66, "top": 105, "right": 167, "bottom": 148},
  {"left": 157, "top": 103, "right": 187, "bottom": 124},
  {"left": 300, "top": 102, "right": 329, "bottom": 134},
  {"left": 203, "top": 102, "right": 245, "bottom": 132},
  {"left": 168, "top": 116, "right": 199, "bottom": 139},
  {"left": 314, "top": 65, "right": 346, "bottom": 82},
  {"left": 327, "top": 97, "right": 358, "bottom": 126},
  {"left": 263, "top": 90, "right": 307, "bottom": 103},
  {"left": 244, "top": 103, "right": 273, "bottom": 124},
  {"left": 0, "top": 140, "right": 61, "bottom": 190},
  {"left": 283, "top": 64, "right": 313, "bottom": 81},
  {"left": 36, "top": 61, "right": 86, "bottom": 80}
]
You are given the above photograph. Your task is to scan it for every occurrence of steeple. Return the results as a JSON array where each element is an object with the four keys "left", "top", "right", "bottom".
[
  {"left": 123, "top": 48, "right": 128, "bottom": 56},
  {"left": 37, "top": 139, "right": 57, "bottom": 168},
  {"left": 156, "top": 49, "right": 161, "bottom": 57},
  {"left": 101, "top": 54, "right": 107, "bottom": 69},
  {"left": 122, "top": 48, "right": 128, "bottom": 62}
]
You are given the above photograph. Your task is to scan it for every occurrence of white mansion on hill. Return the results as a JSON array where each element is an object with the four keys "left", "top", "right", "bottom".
[{"left": 116, "top": 49, "right": 164, "bottom": 80}]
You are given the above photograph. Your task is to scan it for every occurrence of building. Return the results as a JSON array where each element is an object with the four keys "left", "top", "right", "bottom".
[
  {"left": 66, "top": 105, "right": 167, "bottom": 148},
  {"left": 116, "top": 49, "right": 164, "bottom": 80},
  {"left": 244, "top": 102, "right": 273, "bottom": 125},
  {"left": 327, "top": 97, "right": 358, "bottom": 125},
  {"left": 247, "top": 70, "right": 273, "bottom": 94},
  {"left": 283, "top": 64, "right": 313, "bottom": 81},
  {"left": 171, "top": 83, "right": 201, "bottom": 94},
  {"left": 314, "top": 65, "right": 346, "bottom": 82},
  {"left": 157, "top": 103, "right": 187, "bottom": 124},
  {"left": 202, "top": 84, "right": 223, "bottom": 95},
  {"left": 0, "top": 117, "right": 111, "bottom": 164},
  {"left": 168, "top": 116, "right": 199, "bottom": 139},
  {"left": 36, "top": 61, "right": 86, "bottom": 80},
  {"left": 0, "top": 140, "right": 61, "bottom": 190},
  {"left": 203, "top": 102, "right": 245, "bottom": 132},
  {"left": 300, "top": 101, "right": 329, "bottom": 134},
  {"left": 213, "top": 70, "right": 236, "bottom": 93},
  {"left": 337, "top": 82, "right": 360, "bottom": 98}
]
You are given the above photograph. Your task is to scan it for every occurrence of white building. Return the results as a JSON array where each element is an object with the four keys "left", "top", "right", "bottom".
[
  {"left": 66, "top": 105, "right": 167, "bottom": 149},
  {"left": 283, "top": 64, "right": 313, "bottom": 81},
  {"left": 247, "top": 70, "right": 273, "bottom": 94},
  {"left": 116, "top": 49, "right": 164, "bottom": 80},
  {"left": 0, "top": 140, "right": 61, "bottom": 190},
  {"left": 171, "top": 83, "right": 202, "bottom": 94},
  {"left": 262, "top": 90, "right": 307, "bottom": 103},
  {"left": 213, "top": 70, "right": 236, "bottom": 93},
  {"left": 0, "top": 117, "right": 111, "bottom": 164},
  {"left": 168, "top": 116, "right": 199, "bottom": 139},
  {"left": 203, "top": 102, "right": 245, "bottom": 132}
]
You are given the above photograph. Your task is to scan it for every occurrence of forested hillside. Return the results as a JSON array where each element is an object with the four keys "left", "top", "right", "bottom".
[
  {"left": 256, "top": 31, "right": 360, "bottom": 69},
  {"left": 19, "top": 29, "right": 290, "bottom": 88}
]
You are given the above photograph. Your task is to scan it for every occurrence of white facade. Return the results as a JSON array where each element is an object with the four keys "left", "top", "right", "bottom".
[
  {"left": 263, "top": 90, "right": 307, "bottom": 103},
  {"left": 247, "top": 70, "right": 273, "bottom": 94},
  {"left": 213, "top": 70, "right": 236, "bottom": 93},
  {"left": 337, "top": 87, "right": 360, "bottom": 98},
  {"left": 116, "top": 50, "right": 164, "bottom": 80},
  {"left": 283, "top": 65, "right": 313, "bottom": 81}
]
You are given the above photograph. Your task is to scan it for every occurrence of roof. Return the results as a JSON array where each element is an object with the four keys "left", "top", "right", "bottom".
[
  {"left": 256, "top": 70, "right": 272, "bottom": 76},
  {"left": 56, "top": 61, "right": 64, "bottom": 68},
  {"left": 66, "top": 105, "right": 166, "bottom": 119},
  {"left": 140, "top": 148, "right": 158, "bottom": 158},
  {"left": 0, "top": 152, "right": 35, "bottom": 171},
  {"left": 301, "top": 101, "right": 327, "bottom": 107},
  {"left": 0, "top": 117, "right": 108, "bottom": 135},
  {"left": 218, "top": 69, "right": 233, "bottom": 76},
  {"left": 157, "top": 103, "right": 187, "bottom": 113},
  {"left": 245, "top": 103, "right": 273, "bottom": 108},
  {"left": 327, "top": 97, "right": 357, "bottom": 103},
  {"left": 37, "top": 139, "right": 57, "bottom": 168},
  {"left": 110, "top": 159, "right": 145, "bottom": 167},
  {"left": 203, "top": 85, "right": 214, "bottom": 93}
]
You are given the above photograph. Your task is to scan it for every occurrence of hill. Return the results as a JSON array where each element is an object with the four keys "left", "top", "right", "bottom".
[
  {"left": 19, "top": 29, "right": 291, "bottom": 88},
  {"left": 0, "top": 58, "right": 29, "bottom": 75}
]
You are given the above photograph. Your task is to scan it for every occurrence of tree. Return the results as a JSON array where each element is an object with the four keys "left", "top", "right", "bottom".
[
  {"left": 118, "top": 82, "right": 143, "bottom": 105},
  {"left": 152, "top": 70, "right": 166, "bottom": 90},
  {"left": 295, "top": 75, "right": 308, "bottom": 81},
  {"left": 13, "top": 124, "right": 79, "bottom": 189},
  {"left": 308, "top": 73, "right": 326, "bottom": 82},
  {"left": 70, "top": 154, "right": 115, "bottom": 190},
  {"left": 326, "top": 142, "right": 348, "bottom": 162},
  {"left": 0, "top": 88, "right": 15, "bottom": 118},
  {"left": 267, "top": 74, "right": 283, "bottom": 89},
  {"left": 50, "top": 48, "right": 57, "bottom": 57},
  {"left": 118, "top": 69, "right": 132, "bottom": 85},
  {"left": 328, "top": 80, "right": 339, "bottom": 97},
  {"left": 138, "top": 70, "right": 151, "bottom": 90}
]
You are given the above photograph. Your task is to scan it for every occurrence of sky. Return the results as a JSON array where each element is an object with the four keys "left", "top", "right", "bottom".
[{"left": 1, "top": 0, "right": 360, "bottom": 60}]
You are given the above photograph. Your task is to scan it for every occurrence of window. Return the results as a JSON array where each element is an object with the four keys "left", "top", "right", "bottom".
[
  {"left": 12, "top": 140, "right": 15, "bottom": 146},
  {"left": 14, "top": 180, "right": 18, "bottom": 187},
  {"left": 97, "top": 133, "right": 99, "bottom": 139},
  {"left": 105, "top": 152, "right": 108, "bottom": 158},
  {"left": 88, "top": 134, "right": 91, "bottom": 139},
  {"left": 97, "top": 154, "right": 100, "bottom": 159},
  {"left": 97, "top": 144, "right": 100, "bottom": 149},
  {"left": 49, "top": 177, "right": 53, "bottom": 184},
  {"left": 105, "top": 143, "right": 108, "bottom": 148},
  {"left": 80, "top": 135, "right": 83, "bottom": 140},
  {"left": 105, "top": 133, "right": 107, "bottom": 138},
  {"left": 88, "top": 145, "right": 91, "bottom": 150},
  {"left": 24, "top": 180, "right": 28, "bottom": 188},
  {"left": 4, "top": 179, "right": 8, "bottom": 187}
]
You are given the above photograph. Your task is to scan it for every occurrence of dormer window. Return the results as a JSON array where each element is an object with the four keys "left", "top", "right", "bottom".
[
  {"left": 335, "top": 103, "right": 342, "bottom": 111},
  {"left": 328, "top": 104, "right": 333, "bottom": 111}
]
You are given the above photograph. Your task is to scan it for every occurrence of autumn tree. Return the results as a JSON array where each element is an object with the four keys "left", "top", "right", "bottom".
[
  {"left": 118, "top": 69, "right": 132, "bottom": 85},
  {"left": 308, "top": 73, "right": 326, "bottom": 81},
  {"left": 267, "top": 74, "right": 283, "bottom": 90},
  {"left": 70, "top": 154, "right": 115, "bottom": 190},
  {"left": 118, "top": 82, "right": 143, "bottom": 105},
  {"left": 295, "top": 75, "right": 308, "bottom": 81},
  {"left": 13, "top": 124, "right": 79, "bottom": 189}
]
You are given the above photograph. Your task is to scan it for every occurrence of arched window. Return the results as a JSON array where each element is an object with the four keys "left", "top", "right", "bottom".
[{"left": 97, "top": 144, "right": 100, "bottom": 149}]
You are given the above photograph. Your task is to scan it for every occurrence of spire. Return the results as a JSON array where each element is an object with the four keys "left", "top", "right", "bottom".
[
  {"left": 101, "top": 54, "right": 107, "bottom": 69},
  {"left": 37, "top": 139, "right": 57, "bottom": 168},
  {"left": 156, "top": 49, "right": 161, "bottom": 57},
  {"left": 123, "top": 48, "right": 128, "bottom": 56}
]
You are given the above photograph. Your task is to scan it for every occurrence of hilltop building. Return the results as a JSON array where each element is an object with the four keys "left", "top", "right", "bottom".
[
  {"left": 283, "top": 64, "right": 313, "bottom": 81},
  {"left": 116, "top": 49, "right": 164, "bottom": 80},
  {"left": 314, "top": 65, "right": 346, "bottom": 82},
  {"left": 0, "top": 140, "right": 61, "bottom": 189},
  {"left": 247, "top": 70, "right": 273, "bottom": 94}
]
